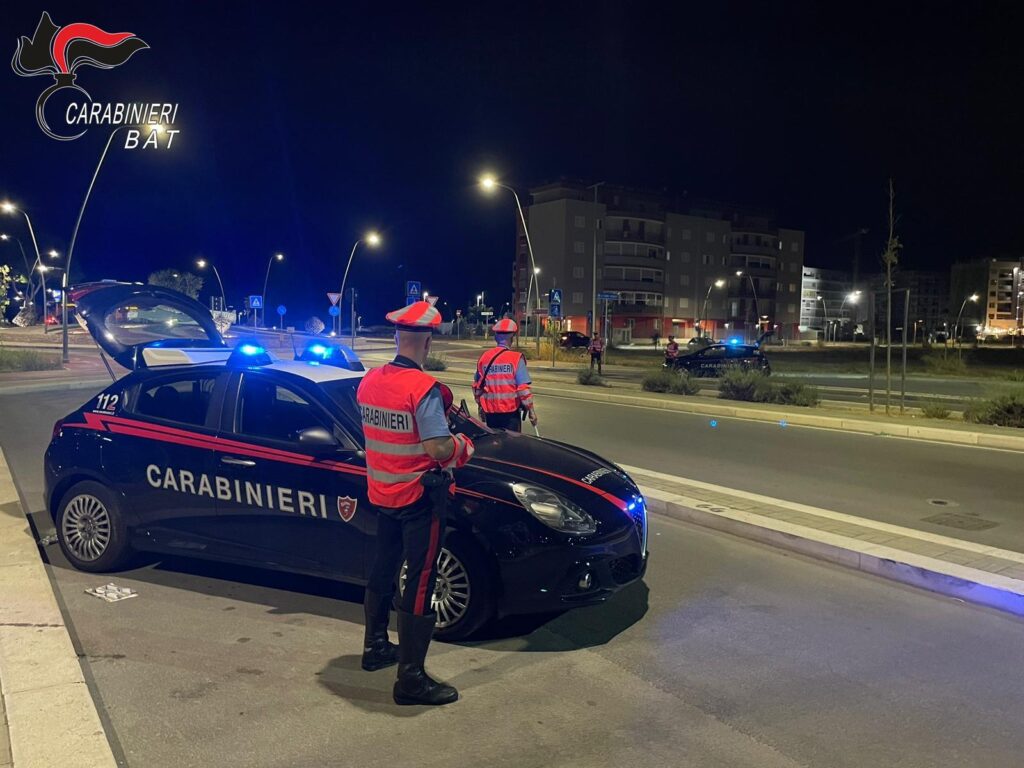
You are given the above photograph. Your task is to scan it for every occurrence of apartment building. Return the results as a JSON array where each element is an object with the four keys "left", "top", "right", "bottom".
[
  {"left": 949, "top": 257, "right": 1024, "bottom": 338},
  {"left": 514, "top": 182, "right": 805, "bottom": 343}
]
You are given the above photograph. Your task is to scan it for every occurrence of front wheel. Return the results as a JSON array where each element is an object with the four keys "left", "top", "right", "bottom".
[
  {"left": 56, "top": 481, "right": 132, "bottom": 572},
  {"left": 400, "top": 531, "right": 494, "bottom": 641}
]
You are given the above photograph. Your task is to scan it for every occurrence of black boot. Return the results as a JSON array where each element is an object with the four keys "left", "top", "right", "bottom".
[
  {"left": 361, "top": 589, "right": 398, "bottom": 671},
  {"left": 393, "top": 610, "right": 458, "bottom": 706}
]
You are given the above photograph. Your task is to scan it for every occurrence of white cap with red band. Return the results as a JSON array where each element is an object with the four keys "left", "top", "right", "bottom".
[
  {"left": 385, "top": 301, "right": 442, "bottom": 331},
  {"left": 493, "top": 318, "right": 518, "bottom": 334}
]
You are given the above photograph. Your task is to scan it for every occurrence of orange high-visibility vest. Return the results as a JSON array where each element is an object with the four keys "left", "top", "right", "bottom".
[
  {"left": 357, "top": 364, "right": 438, "bottom": 508},
  {"left": 474, "top": 347, "right": 529, "bottom": 414}
]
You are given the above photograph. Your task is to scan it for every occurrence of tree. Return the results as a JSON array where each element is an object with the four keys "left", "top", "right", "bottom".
[
  {"left": 881, "top": 179, "right": 902, "bottom": 416},
  {"left": 0, "top": 264, "right": 14, "bottom": 324},
  {"left": 147, "top": 269, "right": 204, "bottom": 299}
]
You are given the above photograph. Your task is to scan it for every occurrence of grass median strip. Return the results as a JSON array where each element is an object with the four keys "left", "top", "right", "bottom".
[{"left": 0, "top": 348, "right": 62, "bottom": 372}]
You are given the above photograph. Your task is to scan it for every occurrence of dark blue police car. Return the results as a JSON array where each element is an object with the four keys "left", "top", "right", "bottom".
[{"left": 45, "top": 283, "right": 648, "bottom": 639}]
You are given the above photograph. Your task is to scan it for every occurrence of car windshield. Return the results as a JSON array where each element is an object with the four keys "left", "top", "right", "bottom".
[{"left": 319, "top": 378, "right": 494, "bottom": 442}]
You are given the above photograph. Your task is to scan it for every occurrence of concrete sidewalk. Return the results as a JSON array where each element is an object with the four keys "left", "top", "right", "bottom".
[
  {"left": 0, "top": 448, "right": 116, "bottom": 768},
  {"left": 629, "top": 465, "right": 1024, "bottom": 619}
]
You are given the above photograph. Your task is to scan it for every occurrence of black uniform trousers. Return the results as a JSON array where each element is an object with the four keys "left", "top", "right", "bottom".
[
  {"left": 483, "top": 410, "right": 522, "bottom": 432},
  {"left": 367, "top": 494, "right": 446, "bottom": 616}
]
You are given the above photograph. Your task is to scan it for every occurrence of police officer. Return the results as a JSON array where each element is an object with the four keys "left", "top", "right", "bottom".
[
  {"left": 472, "top": 318, "right": 537, "bottom": 432},
  {"left": 588, "top": 333, "right": 605, "bottom": 374},
  {"left": 357, "top": 300, "right": 475, "bottom": 706},
  {"left": 664, "top": 335, "right": 680, "bottom": 367}
]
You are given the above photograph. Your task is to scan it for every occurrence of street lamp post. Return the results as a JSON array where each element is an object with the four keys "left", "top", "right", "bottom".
[
  {"left": 953, "top": 293, "right": 980, "bottom": 360},
  {"left": 698, "top": 278, "right": 726, "bottom": 339},
  {"left": 817, "top": 295, "right": 830, "bottom": 344},
  {"left": 479, "top": 175, "right": 541, "bottom": 351},
  {"left": 838, "top": 290, "right": 861, "bottom": 342},
  {"left": 2, "top": 202, "right": 44, "bottom": 327},
  {"left": 338, "top": 232, "right": 381, "bottom": 342},
  {"left": 195, "top": 259, "right": 226, "bottom": 312},
  {"left": 261, "top": 253, "right": 284, "bottom": 329},
  {"left": 735, "top": 270, "right": 761, "bottom": 341},
  {"left": 587, "top": 181, "right": 605, "bottom": 338}
]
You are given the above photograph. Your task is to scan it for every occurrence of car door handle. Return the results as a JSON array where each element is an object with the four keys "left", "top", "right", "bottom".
[{"left": 220, "top": 456, "right": 256, "bottom": 467}]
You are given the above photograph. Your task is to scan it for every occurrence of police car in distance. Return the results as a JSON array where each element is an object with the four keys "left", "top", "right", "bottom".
[
  {"left": 666, "top": 339, "right": 772, "bottom": 377},
  {"left": 45, "top": 283, "right": 648, "bottom": 640}
]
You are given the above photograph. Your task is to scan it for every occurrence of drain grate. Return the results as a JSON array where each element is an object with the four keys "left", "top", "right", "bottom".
[{"left": 921, "top": 512, "right": 998, "bottom": 531}]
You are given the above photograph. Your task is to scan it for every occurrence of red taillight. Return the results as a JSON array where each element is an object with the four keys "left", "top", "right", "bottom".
[{"left": 51, "top": 418, "right": 65, "bottom": 441}]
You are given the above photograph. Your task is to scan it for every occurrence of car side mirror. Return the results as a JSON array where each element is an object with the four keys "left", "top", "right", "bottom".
[{"left": 297, "top": 426, "right": 339, "bottom": 453}]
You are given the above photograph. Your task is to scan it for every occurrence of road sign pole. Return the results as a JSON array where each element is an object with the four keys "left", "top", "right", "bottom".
[{"left": 350, "top": 288, "right": 357, "bottom": 349}]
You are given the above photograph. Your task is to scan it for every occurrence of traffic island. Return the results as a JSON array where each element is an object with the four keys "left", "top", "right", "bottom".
[{"left": 629, "top": 464, "right": 1024, "bottom": 618}]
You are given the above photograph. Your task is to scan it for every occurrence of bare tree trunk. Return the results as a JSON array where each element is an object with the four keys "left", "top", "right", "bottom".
[{"left": 881, "top": 179, "right": 901, "bottom": 416}]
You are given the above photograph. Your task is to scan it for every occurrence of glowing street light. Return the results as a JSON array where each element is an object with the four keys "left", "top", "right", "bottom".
[
  {"left": 479, "top": 173, "right": 541, "bottom": 345},
  {"left": 195, "top": 258, "right": 226, "bottom": 311},
  {"left": 953, "top": 293, "right": 980, "bottom": 360},
  {"left": 735, "top": 270, "right": 761, "bottom": 338},
  {"left": 260, "top": 253, "right": 284, "bottom": 328},
  {"left": 339, "top": 231, "right": 382, "bottom": 343},
  {"left": 698, "top": 278, "right": 726, "bottom": 339}
]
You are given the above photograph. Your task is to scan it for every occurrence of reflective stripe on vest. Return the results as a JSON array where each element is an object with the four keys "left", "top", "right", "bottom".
[
  {"left": 357, "top": 365, "right": 437, "bottom": 508},
  {"left": 476, "top": 347, "right": 525, "bottom": 414}
]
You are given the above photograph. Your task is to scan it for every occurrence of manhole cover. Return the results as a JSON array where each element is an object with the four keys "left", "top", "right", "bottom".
[{"left": 921, "top": 512, "right": 998, "bottom": 531}]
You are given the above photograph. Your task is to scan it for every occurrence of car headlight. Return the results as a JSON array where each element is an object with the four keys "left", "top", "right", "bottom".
[{"left": 512, "top": 483, "right": 597, "bottom": 535}]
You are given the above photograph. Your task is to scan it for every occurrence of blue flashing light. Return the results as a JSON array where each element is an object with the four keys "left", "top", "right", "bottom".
[
  {"left": 308, "top": 344, "right": 329, "bottom": 357},
  {"left": 709, "top": 419, "right": 718, "bottom": 428},
  {"left": 627, "top": 501, "right": 637, "bottom": 511},
  {"left": 728, "top": 337, "right": 741, "bottom": 345},
  {"left": 296, "top": 342, "right": 364, "bottom": 371},
  {"left": 227, "top": 343, "right": 272, "bottom": 367}
]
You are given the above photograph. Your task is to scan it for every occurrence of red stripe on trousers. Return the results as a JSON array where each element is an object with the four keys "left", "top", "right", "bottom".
[{"left": 414, "top": 515, "right": 441, "bottom": 615}]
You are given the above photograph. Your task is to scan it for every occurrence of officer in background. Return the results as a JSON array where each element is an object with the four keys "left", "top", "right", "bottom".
[
  {"left": 588, "top": 333, "right": 605, "bottom": 374},
  {"left": 664, "top": 335, "right": 680, "bottom": 366},
  {"left": 472, "top": 318, "right": 537, "bottom": 432},
  {"left": 357, "top": 300, "right": 475, "bottom": 706}
]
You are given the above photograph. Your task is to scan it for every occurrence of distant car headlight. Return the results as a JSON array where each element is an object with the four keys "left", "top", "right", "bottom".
[{"left": 512, "top": 483, "right": 597, "bottom": 535}]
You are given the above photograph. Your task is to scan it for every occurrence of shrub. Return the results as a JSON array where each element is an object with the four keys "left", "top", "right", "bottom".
[
  {"left": 923, "top": 353, "right": 968, "bottom": 376},
  {"left": 717, "top": 369, "right": 764, "bottom": 401},
  {"left": 920, "top": 403, "right": 952, "bottom": 420},
  {"left": 718, "top": 368, "right": 819, "bottom": 407},
  {"left": 1004, "top": 369, "right": 1024, "bottom": 383},
  {"left": 0, "top": 348, "right": 62, "bottom": 372},
  {"left": 668, "top": 371, "right": 701, "bottom": 396},
  {"left": 641, "top": 369, "right": 676, "bottom": 393},
  {"left": 962, "top": 391, "right": 1024, "bottom": 428},
  {"left": 424, "top": 353, "right": 448, "bottom": 371},
  {"left": 577, "top": 368, "right": 606, "bottom": 386}
]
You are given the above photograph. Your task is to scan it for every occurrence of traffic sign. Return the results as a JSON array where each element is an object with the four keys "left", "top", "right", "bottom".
[
  {"left": 277, "top": 305, "right": 287, "bottom": 316},
  {"left": 327, "top": 292, "right": 341, "bottom": 306},
  {"left": 532, "top": 307, "right": 548, "bottom": 316},
  {"left": 597, "top": 291, "right": 619, "bottom": 301},
  {"left": 406, "top": 281, "right": 421, "bottom": 299},
  {"left": 549, "top": 288, "right": 562, "bottom": 304},
  {"left": 406, "top": 296, "right": 418, "bottom": 306},
  {"left": 426, "top": 295, "right": 439, "bottom": 307},
  {"left": 248, "top": 295, "right": 263, "bottom": 309},
  {"left": 549, "top": 303, "right": 562, "bottom": 319},
  {"left": 328, "top": 306, "right": 341, "bottom": 317}
]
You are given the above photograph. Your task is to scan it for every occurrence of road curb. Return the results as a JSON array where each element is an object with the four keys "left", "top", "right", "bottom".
[
  {"left": 429, "top": 370, "right": 1024, "bottom": 452},
  {"left": 0, "top": 447, "right": 118, "bottom": 768},
  {"left": 633, "top": 470, "right": 1024, "bottom": 620},
  {"left": 0, "top": 378, "right": 113, "bottom": 397}
]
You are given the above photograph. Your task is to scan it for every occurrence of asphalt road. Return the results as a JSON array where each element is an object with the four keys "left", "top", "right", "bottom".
[{"left": 3, "top": 387, "right": 1024, "bottom": 766}]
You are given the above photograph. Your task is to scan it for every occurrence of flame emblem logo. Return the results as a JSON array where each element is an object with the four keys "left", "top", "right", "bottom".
[{"left": 11, "top": 12, "right": 148, "bottom": 140}]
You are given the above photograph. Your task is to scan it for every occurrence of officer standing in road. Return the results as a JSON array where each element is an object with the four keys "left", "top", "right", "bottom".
[
  {"left": 472, "top": 318, "right": 537, "bottom": 432},
  {"left": 664, "top": 335, "right": 680, "bottom": 366},
  {"left": 357, "top": 300, "right": 475, "bottom": 706},
  {"left": 588, "top": 333, "right": 605, "bottom": 374}
]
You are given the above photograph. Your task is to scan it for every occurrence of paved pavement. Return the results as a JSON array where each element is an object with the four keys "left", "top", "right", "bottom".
[{"left": 3, "top": 387, "right": 1024, "bottom": 765}]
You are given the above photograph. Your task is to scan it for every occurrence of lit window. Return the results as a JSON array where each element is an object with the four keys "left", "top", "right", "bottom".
[{"left": 678, "top": 297, "right": 690, "bottom": 309}]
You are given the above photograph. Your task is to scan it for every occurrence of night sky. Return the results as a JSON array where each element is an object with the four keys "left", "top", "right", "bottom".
[{"left": 2, "top": 2, "right": 1022, "bottom": 324}]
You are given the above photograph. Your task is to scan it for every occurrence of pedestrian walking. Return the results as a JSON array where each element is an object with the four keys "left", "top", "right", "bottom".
[
  {"left": 588, "top": 334, "right": 605, "bottom": 374},
  {"left": 357, "top": 300, "right": 475, "bottom": 706},
  {"left": 472, "top": 318, "right": 538, "bottom": 432}
]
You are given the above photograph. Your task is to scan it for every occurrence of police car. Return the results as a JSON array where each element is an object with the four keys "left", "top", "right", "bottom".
[
  {"left": 666, "top": 340, "right": 771, "bottom": 377},
  {"left": 45, "top": 283, "right": 648, "bottom": 640}
]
